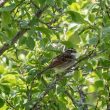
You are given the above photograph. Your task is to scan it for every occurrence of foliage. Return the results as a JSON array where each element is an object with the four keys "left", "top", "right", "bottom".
[{"left": 0, "top": 0, "right": 110, "bottom": 110}]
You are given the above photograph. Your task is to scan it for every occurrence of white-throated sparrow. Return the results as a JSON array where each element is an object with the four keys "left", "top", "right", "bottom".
[
  {"left": 38, "top": 49, "right": 77, "bottom": 76},
  {"left": 48, "top": 49, "right": 77, "bottom": 72}
]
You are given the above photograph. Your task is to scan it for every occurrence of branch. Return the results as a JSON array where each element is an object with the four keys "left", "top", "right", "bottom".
[
  {"left": 105, "top": 4, "right": 110, "bottom": 19},
  {"left": 0, "top": 5, "right": 48, "bottom": 56},
  {"left": 77, "top": 86, "right": 88, "bottom": 110},
  {"left": 64, "top": 90, "right": 79, "bottom": 108},
  {"left": 35, "top": 5, "right": 48, "bottom": 18},
  {"left": 95, "top": 98, "right": 99, "bottom": 110},
  {"left": 0, "top": 29, "right": 27, "bottom": 56},
  {"left": 30, "top": 73, "right": 66, "bottom": 110},
  {"left": 30, "top": 55, "right": 91, "bottom": 109},
  {"left": 5, "top": 99, "right": 16, "bottom": 110},
  {"left": 30, "top": 42, "right": 103, "bottom": 109},
  {"left": 106, "top": 84, "right": 110, "bottom": 110}
]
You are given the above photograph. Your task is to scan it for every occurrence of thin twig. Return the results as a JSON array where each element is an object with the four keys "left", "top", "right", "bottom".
[
  {"left": 0, "top": 29, "right": 27, "bottom": 56},
  {"left": 5, "top": 99, "right": 16, "bottom": 109},
  {"left": 77, "top": 86, "right": 88, "bottom": 110},
  {"left": 30, "top": 38, "right": 103, "bottom": 109},
  {"left": 95, "top": 98, "right": 99, "bottom": 110},
  {"left": 30, "top": 50, "right": 97, "bottom": 109},
  {"left": 30, "top": 72, "right": 67, "bottom": 110},
  {"left": 106, "top": 84, "right": 110, "bottom": 110},
  {"left": 64, "top": 90, "right": 79, "bottom": 108},
  {"left": 0, "top": 5, "right": 49, "bottom": 56},
  {"left": 105, "top": 4, "right": 110, "bottom": 19}
]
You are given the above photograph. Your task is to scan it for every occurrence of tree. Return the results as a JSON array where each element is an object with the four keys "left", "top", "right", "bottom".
[{"left": 0, "top": 0, "right": 110, "bottom": 110}]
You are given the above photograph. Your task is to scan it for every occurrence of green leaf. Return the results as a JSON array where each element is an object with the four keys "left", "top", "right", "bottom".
[
  {"left": 58, "top": 100, "right": 67, "bottom": 110},
  {"left": 32, "top": 0, "right": 40, "bottom": 6},
  {"left": 26, "top": 75, "right": 34, "bottom": 84},
  {"left": 88, "top": 85, "right": 95, "bottom": 92},
  {"left": 61, "top": 41, "right": 74, "bottom": 48},
  {"left": 66, "top": 30, "right": 81, "bottom": 46},
  {"left": 26, "top": 37, "right": 35, "bottom": 50},
  {"left": 56, "top": 0, "right": 63, "bottom": 7},
  {"left": 56, "top": 86, "right": 65, "bottom": 94},
  {"left": 102, "top": 72, "right": 110, "bottom": 81},
  {"left": 88, "top": 37, "right": 98, "bottom": 45},
  {"left": 35, "top": 0, "right": 46, "bottom": 5},
  {"left": 102, "top": 26, "right": 110, "bottom": 34},
  {"left": 1, "top": 84, "right": 10, "bottom": 95},
  {"left": 0, "top": 65, "right": 5, "bottom": 74},
  {"left": 67, "top": 0, "right": 76, "bottom": 5},
  {"left": 83, "top": 62, "right": 93, "bottom": 72},
  {"left": 95, "top": 80, "right": 104, "bottom": 88},
  {"left": 28, "top": 68, "right": 37, "bottom": 75},
  {"left": 19, "top": 36, "right": 27, "bottom": 45},
  {"left": 68, "top": 3, "right": 80, "bottom": 11},
  {"left": 36, "top": 27, "right": 53, "bottom": 36},
  {"left": 46, "top": 0, "right": 54, "bottom": 5},
  {"left": 0, "top": 98, "right": 5, "bottom": 108},
  {"left": 20, "top": 20, "right": 29, "bottom": 28},
  {"left": 0, "top": 32, "right": 7, "bottom": 41},
  {"left": 96, "top": 70, "right": 103, "bottom": 79},
  {"left": 0, "top": 4, "right": 16, "bottom": 12},
  {"left": 1, "top": 12, "right": 12, "bottom": 27},
  {"left": 6, "top": 27, "right": 17, "bottom": 39},
  {"left": 19, "top": 76, "right": 26, "bottom": 82},
  {"left": 99, "top": 59, "right": 110, "bottom": 67},
  {"left": 67, "top": 11, "right": 85, "bottom": 23},
  {"left": 73, "top": 71, "right": 82, "bottom": 81},
  {"left": 98, "top": 90, "right": 108, "bottom": 96},
  {"left": 1, "top": 74, "right": 17, "bottom": 85},
  {"left": 88, "top": 14, "right": 95, "bottom": 22}
]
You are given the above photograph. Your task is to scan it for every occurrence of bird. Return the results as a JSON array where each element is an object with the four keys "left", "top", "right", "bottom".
[
  {"left": 48, "top": 48, "right": 77, "bottom": 72},
  {"left": 37, "top": 48, "right": 77, "bottom": 77}
]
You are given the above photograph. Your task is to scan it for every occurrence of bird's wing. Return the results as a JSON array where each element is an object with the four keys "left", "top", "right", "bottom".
[{"left": 48, "top": 54, "right": 72, "bottom": 68}]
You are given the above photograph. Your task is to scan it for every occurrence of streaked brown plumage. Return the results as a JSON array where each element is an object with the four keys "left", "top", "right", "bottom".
[{"left": 36, "top": 49, "right": 77, "bottom": 77}]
